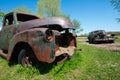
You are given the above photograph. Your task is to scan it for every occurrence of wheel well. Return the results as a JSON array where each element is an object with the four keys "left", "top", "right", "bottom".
[{"left": 10, "top": 42, "right": 34, "bottom": 62}]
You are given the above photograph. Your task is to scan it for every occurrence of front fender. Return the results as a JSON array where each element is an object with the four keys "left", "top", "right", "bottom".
[
  {"left": 7, "top": 28, "right": 55, "bottom": 63},
  {"left": 7, "top": 29, "right": 34, "bottom": 61}
]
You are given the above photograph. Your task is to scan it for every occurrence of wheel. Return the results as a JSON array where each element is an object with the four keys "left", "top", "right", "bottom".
[
  {"left": 18, "top": 49, "right": 35, "bottom": 67},
  {"left": 88, "top": 39, "right": 92, "bottom": 43},
  {"left": 110, "top": 40, "right": 114, "bottom": 43},
  {"left": 92, "top": 37, "right": 97, "bottom": 44}
]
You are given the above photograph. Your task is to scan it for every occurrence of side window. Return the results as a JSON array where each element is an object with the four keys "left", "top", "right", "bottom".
[
  {"left": 5, "top": 18, "right": 14, "bottom": 26},
  {"left": 4, "top": 15, "right": 14, "bottom": 26},
  {"left": 5, "top": 19, "right": 9, "bottom": 26}
]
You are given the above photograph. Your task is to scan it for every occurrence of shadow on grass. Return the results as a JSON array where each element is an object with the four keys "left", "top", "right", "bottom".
[
  {"left": 53, "top": 52, "right": 83, "bottom": 75},
  {"left": 7, "top": 59, "right": 56, "bottom": 74},
  {"left": 87, "top": 40, "right": 114, "bottom": 44},
  {"left": 3, "top": 51, "right": 82, "bottom": 75},
  {"left": 33, "top": 61, "right": 56, "bottom": 74},
  {"left": 8, "top": 58, "right": 77, "bottom": 75}
]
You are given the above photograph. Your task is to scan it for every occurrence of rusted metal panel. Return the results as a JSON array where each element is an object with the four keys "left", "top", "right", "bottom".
[
  {"left": 18, "top": 17, "right": 74, "bottom": 32},
  {"left": 7, "top": 28, "right": 55, "bottom": 63},
  {"left": 0, "top": 12, "right": 77, "bottom": 66}
]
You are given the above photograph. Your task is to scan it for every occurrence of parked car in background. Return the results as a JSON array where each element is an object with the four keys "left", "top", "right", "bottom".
[{"left": 88, "top": 30, "right": 115, "bottom": 43}]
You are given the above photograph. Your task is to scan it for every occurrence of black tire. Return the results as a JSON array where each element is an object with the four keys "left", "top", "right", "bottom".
[
  {"left": 92, "top": 37, "right": 97, "bottom": 44},
  {"left": 18, "top": 49, "right": 34, "bottom": 67},
  {"left": 110, "top": 40, "right": 114, "bottom": 43},
  {"left": 89, "top": 39, "right": 92, "bottom": 43}
]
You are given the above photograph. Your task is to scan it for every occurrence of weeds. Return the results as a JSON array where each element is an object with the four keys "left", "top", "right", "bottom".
[{"left": 0, "top": 42, "right": 120, "bottom": 80}]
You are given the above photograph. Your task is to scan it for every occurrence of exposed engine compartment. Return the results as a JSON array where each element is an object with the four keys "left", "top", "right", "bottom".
[{"left": 55, "top": 30, "right": 76, "bottom": 57}]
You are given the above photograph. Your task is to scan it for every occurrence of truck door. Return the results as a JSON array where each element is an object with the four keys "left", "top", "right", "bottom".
[{"left": 0, "top": 14, "right": 16, "bottom": 50}]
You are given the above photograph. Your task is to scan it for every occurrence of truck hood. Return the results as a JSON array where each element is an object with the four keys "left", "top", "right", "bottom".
[{"left": 18, "top": 17, "right": 74, "bottom": 31}]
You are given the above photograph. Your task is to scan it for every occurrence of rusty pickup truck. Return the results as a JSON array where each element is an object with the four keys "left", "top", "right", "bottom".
[{"left": 0, "top": 12, "right": 77, "bottom": 67}]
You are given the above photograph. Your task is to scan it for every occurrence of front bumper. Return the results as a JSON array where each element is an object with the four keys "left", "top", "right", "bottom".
[{"left": 95, "top": 38, "right": 114, "bottom": 42}]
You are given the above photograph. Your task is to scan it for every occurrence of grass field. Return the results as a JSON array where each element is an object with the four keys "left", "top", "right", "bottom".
[
  {"left": 0, "top": 40, "right": 120, "bottom": 80},
  {"left": 116, "top": 36, "right": 120, "bottom": 42}
]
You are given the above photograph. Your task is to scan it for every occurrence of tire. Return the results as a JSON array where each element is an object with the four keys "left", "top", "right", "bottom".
[
  {"left": 110, "top": 40, "right": 114, "bottom": 43},
  {"left": 18, "top": 49, "right": 34, "bottom": 67},
  {"left": 92, "top": 37, "right": 97, "bottom": 44},
  {"left": 89, "top": 39, "right": 92, "bottom": 43}
]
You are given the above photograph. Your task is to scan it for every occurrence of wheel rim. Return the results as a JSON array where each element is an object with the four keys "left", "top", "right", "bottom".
[{"left": 22, "top": 53, "right": 32, "bottom": 67}]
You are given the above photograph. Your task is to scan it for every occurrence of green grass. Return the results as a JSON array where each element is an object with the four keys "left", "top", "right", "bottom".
[
  {"left": 116, "top": 36, "right": 120, "bottom": 42},
  {"left": 0, "top": 43, "right": 120, "bottom": 80}
]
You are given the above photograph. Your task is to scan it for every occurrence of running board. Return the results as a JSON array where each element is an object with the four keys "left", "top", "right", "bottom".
[{"left": 0, "top": 51, "right": 7, "bottom": 59}]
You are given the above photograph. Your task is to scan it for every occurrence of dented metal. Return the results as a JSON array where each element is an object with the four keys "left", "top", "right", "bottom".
[{"left": 0, "top": 12, "right": 77, "bottom": 66}]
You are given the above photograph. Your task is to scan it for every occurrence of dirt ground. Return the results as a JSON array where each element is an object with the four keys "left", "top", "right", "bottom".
[{"left": 77, "top": 37, "right": 120, "bottom": 52}]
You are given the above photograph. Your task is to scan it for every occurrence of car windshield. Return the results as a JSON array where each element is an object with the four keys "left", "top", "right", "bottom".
[
  {"left": 94, "top": 30, "right": 105, "bottom": 33},
  {"left": 17, "top": 13, "right": 39, "bottom": 22}
]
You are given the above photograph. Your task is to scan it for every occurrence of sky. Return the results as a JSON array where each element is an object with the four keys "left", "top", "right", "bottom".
[{"left": 0, "top": 0, "right": 120, "bottom": 34}]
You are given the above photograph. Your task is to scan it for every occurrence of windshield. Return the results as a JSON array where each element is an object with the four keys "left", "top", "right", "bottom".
[
  {"left": 94, "top": 30, "right": 105, "bottom": 33},
  {"left": 17, "top": 13, "right": 39, "bottom": 22}
]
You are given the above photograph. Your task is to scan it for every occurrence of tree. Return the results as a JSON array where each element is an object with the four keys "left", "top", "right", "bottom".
[
  {"left": 37, "top": 0, "right": 83, "bottom": 34},
  {"left": 0, "top": 6, "right": 32, "bottom": 17},
  {"left": 72, "top": 19, "right": 83, "bottom": 34},
  {"left": 111, "top": 0, "right": 120, "bottom": 22},
  {"left": 60, "top": 14, "right": 83, "bottom": 34},
  {"left": 0, "top": 12, "right": 5, "bottom": 17},
  {"left": 11, "top": 6, "right": 32, "bottom": 13},
  {"left": 60, "top": 14, "right": 71, "bottom": 20},
  {"left": 111, "top": 0, "right": 120, "bottom": 12},
  {"left": 0, "top": 9, "right": 5, "bottom": 17},
  {"left": 0, "top": 9, "right": 5, "bottom": 29},
  {"left": 0, "top": 6, "right": 32, "bottom": 29},
  {"left": 37, "top": 0, "right": 62, "bottom": 18}
]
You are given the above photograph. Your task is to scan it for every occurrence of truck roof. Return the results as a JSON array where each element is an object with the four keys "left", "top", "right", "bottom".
[{"left": 4, "top": 12, "right": 40, "bottom": 19}]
